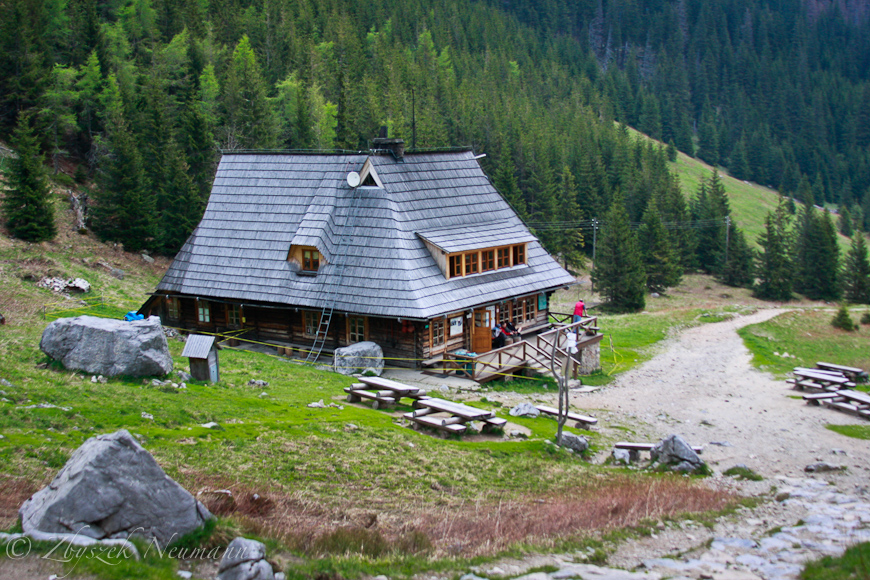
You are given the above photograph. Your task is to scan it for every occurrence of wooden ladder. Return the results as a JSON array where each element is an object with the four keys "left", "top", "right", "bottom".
[{"left": 305, "top": 181, "right": 364, "bottom": 364}]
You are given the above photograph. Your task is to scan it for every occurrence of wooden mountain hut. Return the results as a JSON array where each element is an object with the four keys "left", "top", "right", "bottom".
[{"left": 140, "top": 141, "right": 578, "bottom": 369}]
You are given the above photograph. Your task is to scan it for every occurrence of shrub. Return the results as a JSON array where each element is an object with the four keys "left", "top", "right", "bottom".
[
  {"left": 723, "top": 465, "right": 763, "bottom": 481},
  {"left": 832, "top": 306, "right": 857, "bottom": 331},
  {"left": 861, "top": 312, "right": 870, "bottom": 325}
]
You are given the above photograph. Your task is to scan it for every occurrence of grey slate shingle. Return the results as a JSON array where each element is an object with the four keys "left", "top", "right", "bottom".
[{"left": 156, "top": 150, "right": 575, "bottom": 318}]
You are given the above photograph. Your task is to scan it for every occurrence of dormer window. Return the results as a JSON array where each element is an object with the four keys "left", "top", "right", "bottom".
[
  {"left": 442, "top": 243, "right": 526, "bottom": 279},
  {"left": 303, "top": 249, "right": 321, "bottom": 271},
  {"left": 288, "top": 245, "right": 325, "bottom": 276}
]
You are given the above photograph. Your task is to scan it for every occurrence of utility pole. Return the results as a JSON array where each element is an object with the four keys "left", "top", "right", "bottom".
[
  {"left": 724, "top": 215, "right": 731, "bottom": 267},
  {"left": 591, "top": 218, "right": 599, "bottom": 293}
]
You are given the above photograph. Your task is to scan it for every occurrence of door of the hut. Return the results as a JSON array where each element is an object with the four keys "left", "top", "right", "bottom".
[{"left": 471, "top": 308, "right": 492, "bottom": 353}]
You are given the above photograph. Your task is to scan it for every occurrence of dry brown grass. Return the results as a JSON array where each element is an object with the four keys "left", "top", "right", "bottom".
[
  {"left": 189, "top": 474, "right": 733, "bottom": 558},
  {"left": 0, "top": 477, "right": 39, "bottom": 530}
]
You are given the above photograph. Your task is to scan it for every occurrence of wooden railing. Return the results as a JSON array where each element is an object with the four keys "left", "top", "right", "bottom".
[{"left": 443, "top": 317, "right": 598, "bottom": 382}]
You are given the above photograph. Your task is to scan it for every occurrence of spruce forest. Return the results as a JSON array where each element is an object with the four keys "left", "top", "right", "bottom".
[{"left": 2, "top": 0, "right": 870, "bottom": 311}]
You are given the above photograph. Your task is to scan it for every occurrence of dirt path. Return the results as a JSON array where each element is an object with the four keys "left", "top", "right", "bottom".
[{"left": 579, "top": 308, "right": 870, "bottom": 482}]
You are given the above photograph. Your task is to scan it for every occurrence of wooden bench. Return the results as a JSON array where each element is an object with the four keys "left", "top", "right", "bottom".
[
  {"left": 344, "top": 386, "right": 396, "bottom": 409},
  {"left": 816, "top": 362, "right": 867, "bottom": 382},
  {"left": 803, "top": 392, "right": 839, "bottom": 405},
  {"left": 402, "top": 412, "right": 467, "bottom": 434},
  {"left": 535, "top": 405, "right": 598, "bottom": 427}
]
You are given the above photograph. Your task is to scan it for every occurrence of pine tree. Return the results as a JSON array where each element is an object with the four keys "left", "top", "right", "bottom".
[
  {"left": 2, "top": 115, "right": 57, "bottom": 242},
  {"left": 794, "top": 206, "right": 840, "bottom": 301},
  {"left": 220, "top": 35, "right": 279, "bottom": 149},
  {"left": 719, "top": 227, "right": 754, "bottom": 288},
  {"left": 842, "top": 233, "right": 870, "bottom": 304},
  {"left": 592, "top": 192, "right": 646, "bottom": 312},
  {"left": 693, "top": 170, "right": 730, "bottom": 275},
  {"left": 92, "top": 103, "right": 155, "bottom": 252},
  {"left": 638, "top": 197, "right": 680, "bottom": 293},
  {"left": 754, "top": 201, "right": 793, "bottom": 301},
  {"left": 156, "top": 138, "right": 201, "bottom": 254}
]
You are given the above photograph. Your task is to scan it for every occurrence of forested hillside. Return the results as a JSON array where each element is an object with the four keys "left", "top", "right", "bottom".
[{"left": 1, "top": 0, "right": 869, "bottom": 303}]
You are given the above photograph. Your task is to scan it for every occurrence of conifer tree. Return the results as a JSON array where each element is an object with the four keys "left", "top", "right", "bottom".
[
  {"left": 638, "top": 197, "right": 680, "bottom": 293},
  {"left": 693, "top": 170, "right": 730, "bottom": 275},
  {"left": 794, "top": 206, "right": 840, "bottom": 301},
  {"left": 220, "top": 35, "right": 279, "bottom": 149},
  {"left": 842, "top": 233, "right": 870, "bottom": 304},
  {"left": 754, "top": 201, "right": 793, "bottom": 301},
  {"left": 2, "top": 115, "right": 57, "bottom": 242},
  {"left": 719, "top": 227, "right": 754, "bottom": 288},
  {"left": 92, "top": 80, "right": 155, "bottom": 252},
  {"left": 157, "top": 138, "right": 200, "bottom": 254},
  {"left": 592, "top": 192, "right": 646, "bottom": 312}
]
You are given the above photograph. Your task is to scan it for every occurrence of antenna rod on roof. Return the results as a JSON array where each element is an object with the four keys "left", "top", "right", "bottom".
[{"left": 411, "top": 88, "right": 417, "bottom": 149}]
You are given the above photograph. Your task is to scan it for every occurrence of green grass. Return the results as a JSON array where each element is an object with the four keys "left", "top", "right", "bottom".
[
  {"left": 723, "top": 465, "right": 763, "bottom": 481},
  {"left": 827, "top": 424, "right": 870, "bottom": 440},
  {"left": 737, "top": 309, "right": 870, "bottom": 379},
  {"left": 801, "top": 542, "right": 870, "bottom": 580}
]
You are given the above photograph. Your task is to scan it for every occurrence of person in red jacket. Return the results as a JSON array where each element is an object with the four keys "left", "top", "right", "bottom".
[{"left": 573, "top": 299, "right": 586, "bottom": 323}]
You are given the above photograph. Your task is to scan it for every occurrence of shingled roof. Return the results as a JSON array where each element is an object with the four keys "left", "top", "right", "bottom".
[{"left": 155, "top": 149, "right": 575, "bottom": 319}]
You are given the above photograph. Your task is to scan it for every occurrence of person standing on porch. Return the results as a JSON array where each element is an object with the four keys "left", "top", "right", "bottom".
[{"left": 573, "top": 299, "right": 586, "bottom": 323}]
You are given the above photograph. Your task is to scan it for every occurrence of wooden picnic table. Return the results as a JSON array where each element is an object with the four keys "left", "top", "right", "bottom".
[
  {"left": 344, "top": 377, "right": 428, "bottom": 409},
  {"left": 404, "top": 397, "right": 506, "bottom": 434},
  {"left": 803, "top": 389, "right": 870, "bottom": 420},
  {"left": 790, "top": 368, "right": 855, "bottom": 392},
  {"left": 816, "top": 362, "right": 867, "bottom": 382}
]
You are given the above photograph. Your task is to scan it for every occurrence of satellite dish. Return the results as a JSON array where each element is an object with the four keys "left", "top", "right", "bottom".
[{"left": 346, "top": 171, "right": 361, "bottom": 188}]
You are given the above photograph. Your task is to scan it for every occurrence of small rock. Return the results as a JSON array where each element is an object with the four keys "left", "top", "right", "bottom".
[
  {"left": 710, "top": 441, "right": 733, "bottom": 447},
  {"left": 217, "top": 537, "right": 274, "bottom": 580},
  {"left": 141, "top": 412, "right": 154, "bottom": 420},
  {"left": 0, "top": 434, "right": 5, "bottom": 440},
  {"left": 177, "top": 370, "right": 193, "bottom": 382},
  {"left": 345, "top": 423, "right": 359, "bottom": 432},
  {"left": 307, "top": 400, "right": 326, "bottom": 408},
  {"left": 141, "top": 254, "right": 155, "bottom": 264},
  {"left": 200, "top": 422, "right": 221, "bottom": 429},
  {"left": 275, "top": 574, "right": 286, "bottom": 580},
  {"left": 508, "top": 430, "right": 527, "bottom": 439},
  {"left": 439, "top": 385, "right": 450, "bottom": 392},
  {"left": 177, "top": 571, "right": 193, "bottom": 579},
  {"left": 110, "top": 268, "right": 125, "bottom": 280},
  {"left": 0, "top": 378, "right": 13, "bottom": 388},
  {"left": 248, "top": 379, "right": 269, "bottom": 387},
  {"left": 259, "top": 392, "right": 268, "bottom": 398},
  {"left": 612, "top": 448, "right": 631, "bottom": 465},
  {"left": 509, "top": 402, "right": 540, "bottom": 418},
  {"left": 805, "top": 462, "right": 846, "bottom": 473}
]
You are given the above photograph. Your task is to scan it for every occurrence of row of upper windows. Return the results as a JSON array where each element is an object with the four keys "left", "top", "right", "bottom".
[{"left": 447, "top": 244, "right": 526, "bottom": 278}]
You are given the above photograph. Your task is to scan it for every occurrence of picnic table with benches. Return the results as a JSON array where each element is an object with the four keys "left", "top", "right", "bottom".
[
  {"left": 788, "top": 367, "right": 855, "bottom": 392},
  {"left": 404, "top": 397, "right": 507, "bottom": 434},
  {"left": 803, "top": 389, "right": 870, "bottom": 420},
  {"left": 815, "top": 362, "right": 868, "bottom": 383},
  {"left": 344, "top": 376, "right": 429, "bottom": 409}
]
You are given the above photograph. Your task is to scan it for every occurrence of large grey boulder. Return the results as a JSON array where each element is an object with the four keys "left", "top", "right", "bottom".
[
  {"left": 217, "top": 537, "right": 275, "bottom": 580},
  {"left": 333, "top": 341, "right": 384, "bottom": 376},
  {"left": 19, "top": 430, "right": 211, "bottom": 547},
  {"left": 651, "top": 434, "right": 705, "bottom": 473},
  {"left": 558, "top": 432, "right": 589, "bottom": 453},
  {"left": 40, "top": 315, "right": 172, "bottom": 377}
]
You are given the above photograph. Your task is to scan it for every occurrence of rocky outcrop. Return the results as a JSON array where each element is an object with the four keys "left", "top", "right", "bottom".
[
  {"left": 333, "top": 341, "right": 384, "bottom": 376},
  {"left": 19, "top": 430, "right": 211, "bottom": 547},
  {"left": 558, "top": 432, "right": 589, "bottom": 453},
  {"left": 650, "top": 434, "right": 706, "bottom": 473},
  {"left": 217, "top": 537, "right": 275, "bottom": 580},
  {"left": 39, "top": 315, "right": 172, "bottom": 377}
]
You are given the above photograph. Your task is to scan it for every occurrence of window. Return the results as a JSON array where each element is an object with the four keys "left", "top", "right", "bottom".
[
  {"left": 513, "top": 244, "right": 526, "bottom": 265},
  {"left": 449, "top": 254, "right": 463, "bottom": 278},
  {"left": 303, "top": 311, "right": 319, "bottom": 338},
  {"left": 481, "top": 249, "right": 495, "bottom": 271},
  {"left": 430, "top": 317, "right": 446, "bottom": 348},
  {"left": 348, "top": 316, "right": 366, "bottom": 343},
  {"left": 197, "top": 300, "right": 211, "bottom": 323},
  {"left": 497, "top": 247, "right": 511, "bottom": 269},
  {"left": 166, "top": 297, "right": 180, "bottom": 320},
  {"left": 522, "top": 296, "right": 536, "bottom": 322},
  {"left": 302, "top": 249, "right": 321, "bottom": 271},
  {"left": 228, "top": 304, "right": 241, "bottom": 326},
  {"left": 498, "top": 302, "right": 513, "bottom": 325},
  {"left": 445, "top": 243, "right": 525, "bottom": 279},
  {"left": 464, "top": 251, "right": 479, "bottom": 275}
]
